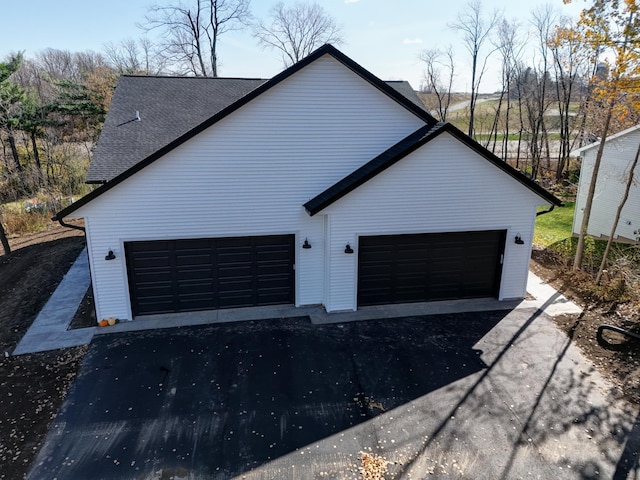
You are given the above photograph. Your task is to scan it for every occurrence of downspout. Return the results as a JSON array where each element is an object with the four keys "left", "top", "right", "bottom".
[
  {"left": 536, "top": 205, "right": 556, "bottom": 217},
  {"left": 54, "top": 216, "right": 86, "bottom": 232}
]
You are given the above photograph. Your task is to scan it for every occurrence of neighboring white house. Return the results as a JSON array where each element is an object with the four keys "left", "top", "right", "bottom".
[
  {"left": 54, "top": 45, "right": 562, "bottom": 322},
  {"left": 572, "top": 125, "right": 640, "bottom": 243}
]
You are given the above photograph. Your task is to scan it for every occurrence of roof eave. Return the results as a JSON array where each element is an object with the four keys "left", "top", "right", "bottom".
[{"left": 304, "top": 123, "right": 563, "bottom": 216}]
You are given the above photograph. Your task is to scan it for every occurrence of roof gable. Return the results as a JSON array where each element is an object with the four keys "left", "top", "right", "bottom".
[
  {"left": 55, "top": 45, "right": 436, "bottom": 220},
  {"left": 571, "top": 124, "right": 640, "bottom": 156},
  {"left": 88, "top": 45, "right": 434, "bottom": 184},
  {"left": 304, "top": 122, "right": 563, "bottom": 216}
]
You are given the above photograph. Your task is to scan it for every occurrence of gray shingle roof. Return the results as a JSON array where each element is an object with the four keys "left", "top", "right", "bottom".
[
  {"left": 385, "top": 81, "right": 427, "bottom": 111},
  {"left": 87, "top": 75, "right": 425, "bottom": 183},
  {"left": 87, "top": 76, "right": 267, "bottom": 183}
]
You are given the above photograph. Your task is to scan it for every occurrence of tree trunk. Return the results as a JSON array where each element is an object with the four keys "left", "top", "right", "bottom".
[
  {"left": 30, "top": 131, "right": 45, "bottom": 186},
  {"left": 573, "top": 103, "right": 614, "bottom": 271},
  {"left": 7, "top": 134, "right": 23, "bottom": 173},
  {"left": 0, "top": 218, "right": 10, "bottom": 256},
  {"left": 595, "top": 138, "right": 640, "bottom": 284},
  {"left": 468, "top": 53, "right": 478, "bottom": 137},
  {"left": 503, "top": 88, "right": 511, "bottom": 163}
]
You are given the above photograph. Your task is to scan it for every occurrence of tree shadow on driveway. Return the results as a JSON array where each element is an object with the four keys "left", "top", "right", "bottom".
[{"left": 28, "top": 311, "right": 506, "bottom": 479}]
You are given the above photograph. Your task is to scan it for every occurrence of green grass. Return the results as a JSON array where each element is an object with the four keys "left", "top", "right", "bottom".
[{"left": 534, "top": 202, "right": 575, "bottom": 247}]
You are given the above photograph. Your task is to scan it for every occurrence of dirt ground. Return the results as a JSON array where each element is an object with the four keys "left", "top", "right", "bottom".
[
  {"left": 0, "top": 226, "right": 637, "bottom": 478},
  {"left": 0, "top": 222, "right": 88, "bottom": 480},
  {"left": 531, "top": 247, "right": 640, "bottom": 405}
]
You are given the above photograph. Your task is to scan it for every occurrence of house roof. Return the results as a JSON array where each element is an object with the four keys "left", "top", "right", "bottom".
[
  {"left": 54, "top": 44, "right": 436, "bottom": 220},
  {"left": 54, "top": 44, "right": 561, "bottom": 222},
  {"left": 87, "top": 48, "right": 430, "bottom": 184},
  {"left": 570, "top": 124, "right": 640, "bottom": 156},
  {"left": 304, "top": 122, "right": 564, "bottom": 215},
  {"left": 87, "top": 76, "right": 266, "bottom": 183}
]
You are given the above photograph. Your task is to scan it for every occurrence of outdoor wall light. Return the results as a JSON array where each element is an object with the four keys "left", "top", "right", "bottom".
[
  {"left": 105, "top": 250, "right": 116, "bottom": 260},
  {"left": 302, "top": 238, "right": 312, "bottom": 249},
  {"left": 514, "top": 234, "right": 524, "bottom": 245},
  {"left": 344, "top": 243, "right": 354, "bottom": 254}
]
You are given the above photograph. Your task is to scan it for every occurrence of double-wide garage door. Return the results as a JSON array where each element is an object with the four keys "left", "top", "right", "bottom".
[
  {"left": 125, "top": 235, "right": 295, "bottom": 316},
  {"left": 358, "top": 230, "right": 506, "bottom": 306}
]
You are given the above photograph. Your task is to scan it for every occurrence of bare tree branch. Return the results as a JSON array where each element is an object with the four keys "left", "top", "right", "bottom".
[
  {"left": 253, "top": 1, "right": 344, "bottom": 67},
  {"left": 141, "top": 0, "right": 251, "bottom": 77},
  {"left": 449, "top": 0, "right": 500, "bottom": 137},
  {"left": 104, "top": 38, "right": 167, "bottom": 75},
  {"left": 419, "top": 47, "right": 455, "bottom": 122}
]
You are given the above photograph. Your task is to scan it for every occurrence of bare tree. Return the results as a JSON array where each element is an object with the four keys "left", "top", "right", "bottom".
[
  {"left": 142, "top": 0, "right": 251, "bottom": 77},
  {"left": 488, "top": 18, "right": 525, "bottom": 158},
  {"left": 548, "top": 19, "right": 590, "bottom": 181},
  {"left": 419, "top": 47, "right": 455, "bottom": 122},
  {"left": 526, "top": 4, "right": 557, "bottom": 180},
  {"left": 104, "top": 38, "right": 167, "bottom": 75},
  {"left": 449, "top": 0, "right": 500, "bottom": 138},
  {"left": 35, "top": 49, "right": 82, "bottom": 83},
  {"left": 253, "top": 1, "right": 344, "bottom": 67}
]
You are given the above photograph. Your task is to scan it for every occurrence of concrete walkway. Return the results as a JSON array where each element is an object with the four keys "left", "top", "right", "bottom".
[
  {"left": 12, "top": 248, "right": 95, "bottom": 355},
  {"left": 11, "top": 246, "right": 582, "bottom": 354}
]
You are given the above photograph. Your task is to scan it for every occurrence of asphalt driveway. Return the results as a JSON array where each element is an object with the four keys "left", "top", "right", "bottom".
[{"left": 28, "top": 309, "right": 639, "bottom": 479}]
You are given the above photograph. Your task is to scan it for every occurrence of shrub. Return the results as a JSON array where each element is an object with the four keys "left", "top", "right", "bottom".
[{"left": 1, "top": 210, "right": 50, "bottom": 235}]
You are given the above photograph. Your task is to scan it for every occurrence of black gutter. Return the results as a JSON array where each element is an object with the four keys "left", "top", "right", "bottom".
[
  {"left": 56, "top": 217, "right": 86, "bottom": 232},
  {"left": 536, "top": 205, "right": 557, "bottom": 216}
]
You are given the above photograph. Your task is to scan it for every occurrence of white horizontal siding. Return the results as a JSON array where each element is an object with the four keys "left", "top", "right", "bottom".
[
  {"left": 323, "top": 133, "right": 548, "bottom": 311},
  {"left": 72, "top": 54, "right": 425, "bottom": 320},
  {"left": 573, "top": 130, "right": 640, "bottom": 241}
]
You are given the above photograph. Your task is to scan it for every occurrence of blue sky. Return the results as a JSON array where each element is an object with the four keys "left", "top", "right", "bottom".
[{"left": 0, "top": 0, "right": 584, "bottom": 92}]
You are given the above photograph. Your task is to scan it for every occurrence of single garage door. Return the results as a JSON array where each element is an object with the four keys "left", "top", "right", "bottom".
[
  {"left": 125, "top": 235, "right": 295, "bottom": 316},
  {"left": 358, "top": 230, "right": 505, "bottom": 306}
]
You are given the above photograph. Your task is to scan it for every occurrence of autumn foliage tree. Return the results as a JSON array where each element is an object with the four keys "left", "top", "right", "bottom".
[{"left": 563, "top": 0, "right": 640, "bottom": 271}]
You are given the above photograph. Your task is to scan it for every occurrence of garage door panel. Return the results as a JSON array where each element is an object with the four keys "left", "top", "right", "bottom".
[
  {"left": 176, "top": 268, "right": 212, "bottom": 281},
  {"left": 176, "top": 253, "right": 212, "bottom": 266},
  {"left": 131, "top": 269, "right": 172, "bottom": 283},
  {"left": 218, "top": 265, "right": 252, "bottom": 278},
  {"left": 176, "top": 280, "right": 213, "bottom": 294},
  {"left": 136, "top": 301, "right": 174, "bottom": 315},
  {"left": 126, "top": 235, "right": 294, "bottom": 316},
  {"left": 135, "top": 285, "right": 174, "bottom": 298},
  {"left": 358, "top": 231, "right": 504, "bottom": 306},
  {"left": 257, "top": 264, "right": 292, "bottom": 276},
  {"left": 257, "top": 274, "right": 291, "bottom": 287},
  {"left": 129, "top": 256, "right": 172, "bottom": 269},
  {"left": 178, "top": 292, "right": 215, "bottom": 309}
]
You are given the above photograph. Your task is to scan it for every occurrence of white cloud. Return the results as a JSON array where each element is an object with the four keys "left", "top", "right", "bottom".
[
  {"left": 344, "top": 0, "right": 360, "bottom": 3},
  {"left": 402, "top": 38, "right": 423, "bottom": 45}
]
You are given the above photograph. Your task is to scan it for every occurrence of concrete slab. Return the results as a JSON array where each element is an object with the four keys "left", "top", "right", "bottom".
[
  {"left": 521, "top": 272, "right": 583, "bottom": 316},
  {"left": 12, "top": 248, "right": 95, "bottom": 355},
  {"left": 27, "top": 309, "right": 639, "bottom": 479},
  {"left": 97, "top": 271, "right": 578, "bottom": 336},
  {"left": 13, "top": 249, "right": 580, "bottom": 355}
]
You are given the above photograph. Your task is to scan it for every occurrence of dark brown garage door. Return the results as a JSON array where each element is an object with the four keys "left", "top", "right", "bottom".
[
  {"left": 125, "top": 235, "right": 295, "bottom": 316},
  {"left": 358, "top": 230, "right": 505, "bottom": 306}
]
